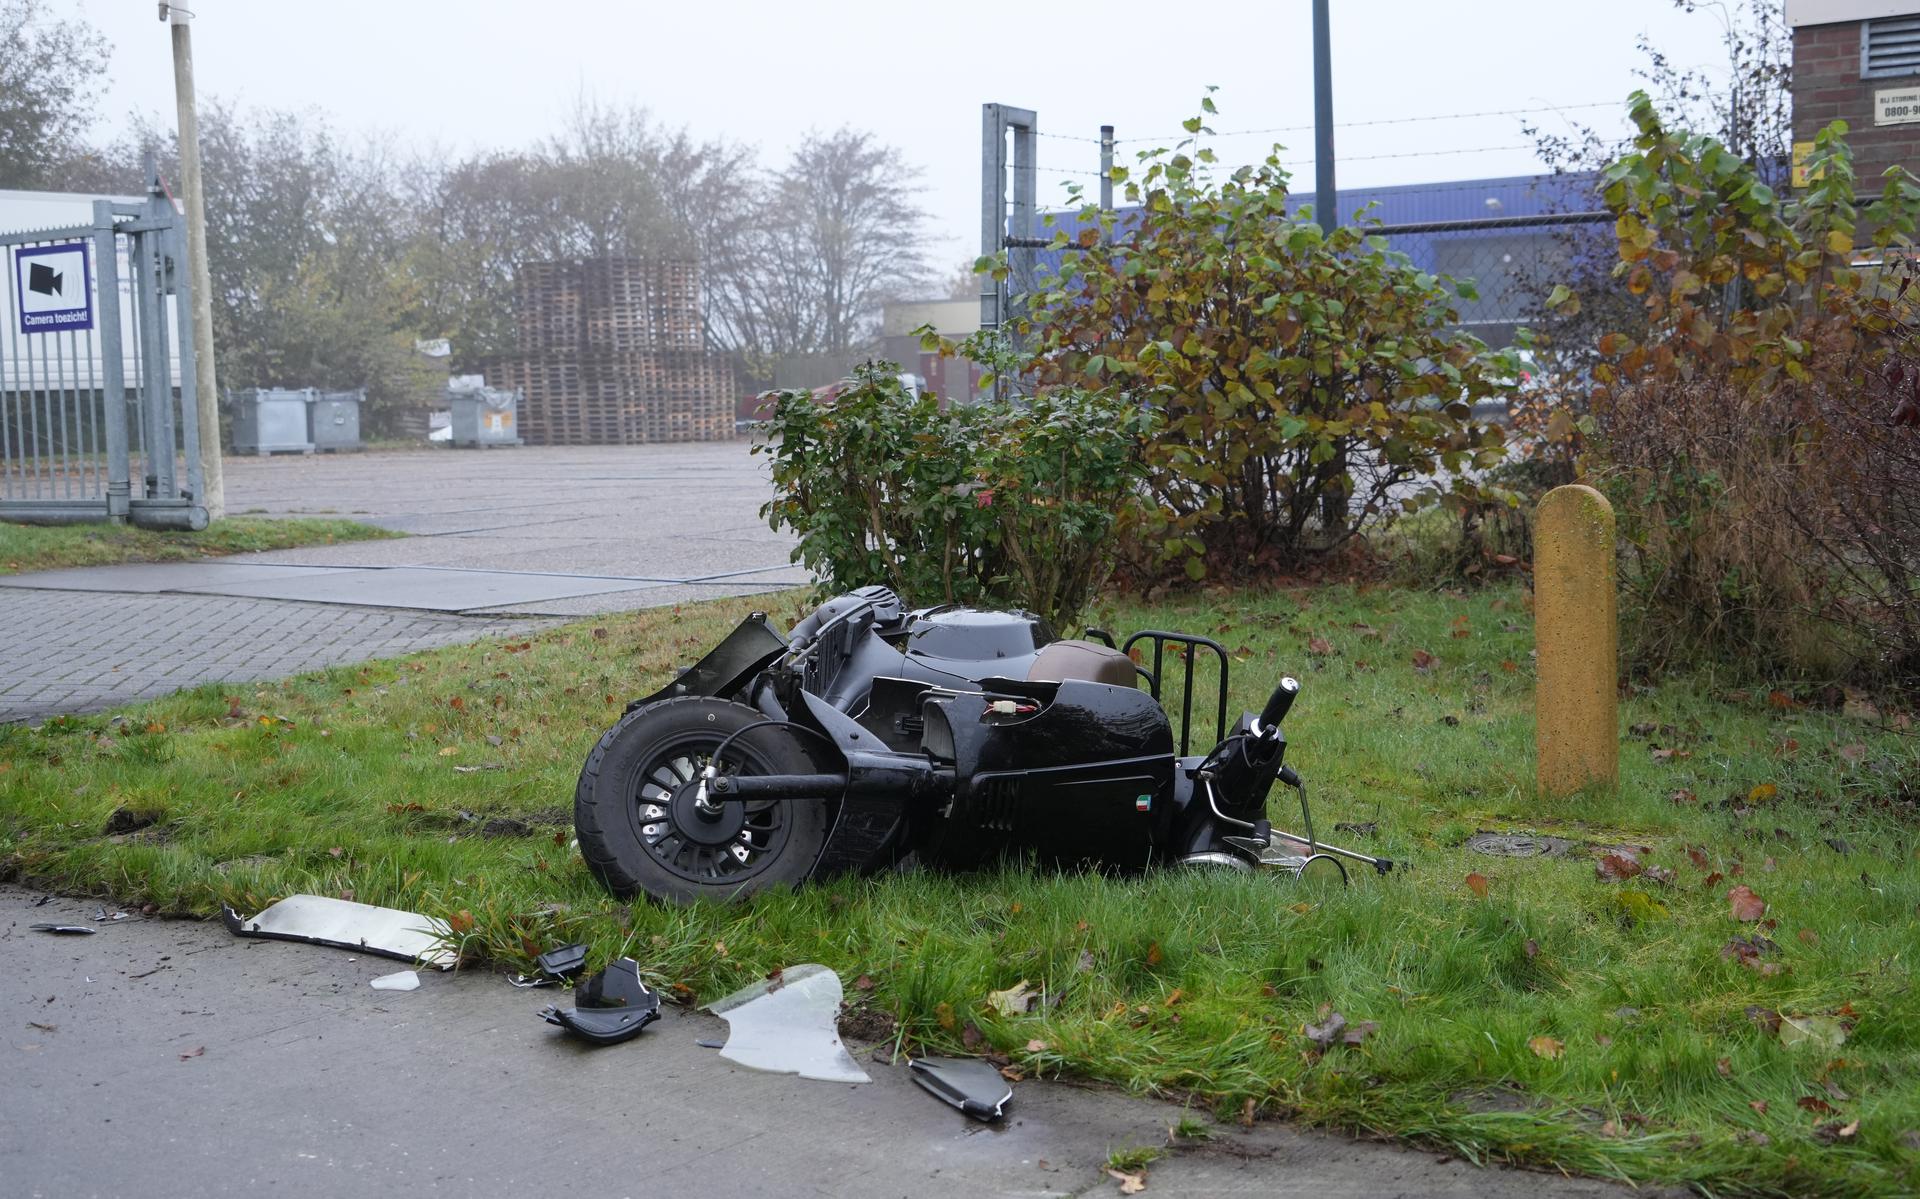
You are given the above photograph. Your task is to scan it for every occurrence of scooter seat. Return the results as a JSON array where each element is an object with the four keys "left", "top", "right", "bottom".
[{"left": 1027, "top": 639, "right": 1138, "bottom": 688}]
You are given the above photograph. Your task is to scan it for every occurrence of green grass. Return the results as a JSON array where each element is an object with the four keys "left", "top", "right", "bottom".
[
  {"left": 1, "top": 584, "right": 1915, "bottom": 1196},
  {"left": 0, "top": 516, "right": 400, "bottom": 574}
]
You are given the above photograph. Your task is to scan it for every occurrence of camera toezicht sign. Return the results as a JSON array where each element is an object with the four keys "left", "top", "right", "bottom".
[{"left": 12, "top": 240, "right": 93, "bottom": 335}]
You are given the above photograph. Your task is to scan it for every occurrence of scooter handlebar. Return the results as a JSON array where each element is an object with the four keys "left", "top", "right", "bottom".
[{"left": 1259, "top": 676, "right": 1301, "bottom": 730}]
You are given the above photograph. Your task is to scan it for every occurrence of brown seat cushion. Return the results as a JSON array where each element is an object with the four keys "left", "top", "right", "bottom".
[{"left": 1027, "top": 639, "right": 1138, "bottom": 688}]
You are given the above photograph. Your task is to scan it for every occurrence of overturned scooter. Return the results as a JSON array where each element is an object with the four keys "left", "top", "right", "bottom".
[{"left": 574, "top": 586, "right": 1392, "bottom": 905}]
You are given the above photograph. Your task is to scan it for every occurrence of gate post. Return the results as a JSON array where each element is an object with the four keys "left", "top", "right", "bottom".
[
  {"left": 1534, "top": 483, "right": 1618, "bottom": 796},
  {"left": 91, "top": 201, "right": 131, "bottom": 523}
]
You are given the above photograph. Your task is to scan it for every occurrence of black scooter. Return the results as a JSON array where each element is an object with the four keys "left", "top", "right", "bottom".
[{"left": 574, "top": 586, "right": 1391, "bottom": 904}]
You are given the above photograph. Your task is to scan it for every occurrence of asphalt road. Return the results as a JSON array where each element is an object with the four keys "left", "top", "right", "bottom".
[{"left": 0, "top": 887, "right": 1652, "bottom": 1199}]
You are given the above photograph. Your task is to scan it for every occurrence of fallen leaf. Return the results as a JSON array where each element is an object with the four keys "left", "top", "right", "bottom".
[
  {"left": 1146, "top": 943, "right": 1163, "bottom": 967},
  {"left": 591, "top": 627, "right": 609, "bottom": 640},
  {"left": 1797, "top": 1095, "right": 1837, "bottom": 1115},
  {"left": 178, "top": 1046, "right": 203, "bottom": 1060},
  {"left": 1596, "top": 853, "right": 1644, "bottom": 882},
  {"left": 1528, "top": 1035, "right": 1565, "bottom": 1060},
  {"left": 448, "top": 910, "right": 475, "bottom": 935},
  {"left": 1728, "top": 885, "right": 1766, "bottom": 922},
  {"left": 854, "top": 974, "right": 875, "bottom": 992},
  {"left": 1465, "top": 872, "right": 1490, "bottom": 898},
  {"left": 1767, "top": 690, "right": 1795, "bottom": 709},
  {"left": 1411, "top": 649, "right": 1437, "bottom": 672},
  {"left": 1303, "top": 1010, "right": 1374, "bottom": 1048},
  {"left": 1670, "top": 788, "right": 1697, "bottom": 805},
  {"left": 437, "top": 746, "right": 458, "bottom": 757},
  {"left": 1025, "top": 1038, "right": 1048, "bottom": 1053},
  {"left": 935, "top": 1002, "right": 956, "bottom": 1030},
  {"left": 1748, "top": 783, "right": 1777, "bottom": 803},
  {"left": 1780, "top": 1014, "right": 1848, "bottom": 1051},
  {"left": 1524, "top": 938, "right": 1539, "bottom": 959},
  {"left": 1107, "top": 1168, "right": 1148, "bottom": 1194},
  {"left": 1798, "top": 928, "right": 1819, "bottom": 946},
  {"left": 1307, "top": 637, "right": 1334, "bottom": 655},
  {"left": 1716, "top": 1057, "right": 1732, "bottom": 1077},
  {"left": 1686, "top": 846, "right": 1711, "bottom": 870},
  {"left": 987, "top": 980, "right": 1037, "bottom": 1018},
  {"left": 1837, "top": 743, "right": 1867, "bottom": 765},
  {"left": 1814, "top": 1119, "right": 1860, "bottom": 1144},
  {"left": 1500, "top": 659, "right": 1518, "bottom": 672},
  {"left": 961, "top": 1022, "right": 983, "bottom": 1049},
  {"left": 1746, "top": 1006, "right": 1782, "bottom": 1035}
]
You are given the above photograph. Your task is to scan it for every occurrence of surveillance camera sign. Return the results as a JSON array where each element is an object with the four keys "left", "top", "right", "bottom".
[{"left": 13, "top": 241, "right": 93, "bottom": 335}]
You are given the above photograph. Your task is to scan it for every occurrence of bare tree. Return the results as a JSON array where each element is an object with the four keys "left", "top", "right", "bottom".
[
  {"left": 739, "top": 129, "right": 934, "bottom": 355},
  {"left": 0, "top": 0, "right": 112, "bottom": 189}
]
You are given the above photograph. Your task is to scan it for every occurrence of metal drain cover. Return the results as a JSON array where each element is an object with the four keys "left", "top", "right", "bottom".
[{"left": 1466, "top": 832, "right": 1578, "bottom": 858}]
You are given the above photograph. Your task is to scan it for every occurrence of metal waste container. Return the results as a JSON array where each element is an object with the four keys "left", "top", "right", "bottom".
[
  {"left": 448, "top": 382, "right": 523, "bottom": 448},
  {"left": 230, "top": 388, "right": 314, "bottom": 455},
  {"left": 308, "top": 390, "right": 364, "bottom": 452}
]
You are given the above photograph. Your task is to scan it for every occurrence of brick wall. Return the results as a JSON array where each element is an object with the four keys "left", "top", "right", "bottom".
[{"left": 1794, "top": 18, "right": 1920, "bottom": 186}]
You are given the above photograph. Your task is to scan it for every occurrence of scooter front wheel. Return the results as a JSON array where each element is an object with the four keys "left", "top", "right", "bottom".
[{"left": 574, "top": 697, "right": 831, "bottom": 904}]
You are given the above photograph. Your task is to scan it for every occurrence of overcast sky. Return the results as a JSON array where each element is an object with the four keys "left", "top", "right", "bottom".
[{"left": 71, "top": 0, "right": 1733, "bottom": 265}]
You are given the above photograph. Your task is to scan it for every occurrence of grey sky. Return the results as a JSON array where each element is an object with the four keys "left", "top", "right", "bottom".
[{"left": 74, "top": 1, "right": 1732, "bottom": 264}]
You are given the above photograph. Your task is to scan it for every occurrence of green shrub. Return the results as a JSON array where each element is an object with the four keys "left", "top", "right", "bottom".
[
  {"left": 1001, "top": 99, "right": 1519, "bottom": 582},
  {"left": 754, "top": 362, "right": 1145, "bottom": 629},
  {"left": 1578, "top": 96, "right": 1920, "bottom": 681}
]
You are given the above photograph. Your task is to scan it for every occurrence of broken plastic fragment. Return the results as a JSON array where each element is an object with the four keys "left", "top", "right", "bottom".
[
  {"left": 703, "top": 964, "right": 870, "bottom": 1083},
  {"left": 221, "top": 895, "right": 456, "bottom": 969},
  {"left": 30, "top": 923, "right": 96, "bottom": 935},
  {"left": 909, "top": 1057, "right": 1013, "bottom": 1122},
  {"left": 540, "top": 958, "right": 661, "bottom": 1046},
  {"left": 370, "top": 970, "right": 421, "bottom": 991},
  {"left": 509, "top": 942, "right": 589, "bottom": 988}
]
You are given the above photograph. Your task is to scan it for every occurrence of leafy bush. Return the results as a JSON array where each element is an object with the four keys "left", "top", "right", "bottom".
[
  {"left": 754, "top": 362, "right": 1145, "bottom": 628},
  {"left": 1004, "top": 101, "right": 1519, "bottom": 581},
  {"left": 1581, "top": 96, "right": 1920, "bottom": 680}
]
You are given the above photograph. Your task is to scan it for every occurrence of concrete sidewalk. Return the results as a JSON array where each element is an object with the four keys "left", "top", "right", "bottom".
[
  {"left": 1, "top": 886, "right": 1646, "bottom": 1199},
  {"left": 1, "top": 444, "right": 803, "bottom": 722}
]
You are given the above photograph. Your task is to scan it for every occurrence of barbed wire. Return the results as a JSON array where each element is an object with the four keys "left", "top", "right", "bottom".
[{"left": 1083, "top": 100, "right": 1624, "bottom": 146}]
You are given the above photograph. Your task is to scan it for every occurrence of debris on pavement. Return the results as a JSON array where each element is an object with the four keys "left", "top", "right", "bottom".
[
  {"left": 704, "top": 963, "right": 870, "bottom": 1083},
  {"left": 93, "top": 910, "right": 130, "bottom": 922},
  {"left": 370, "top": 970, "right": 421, "bottom": 991},
  {"left": 539, "top": 958, "right": 661, "bottom": 1046},
  {"left": 508, "top": 942, "right": 589, "bottom": 988},
  {"left": 221, "top": 895, "right": 456, "bottom": 968},
  {"left": 908, "top": 1056, "right": 1013, "bottom": 1122},
  {"left": 30, "top": 924, "right": 96, "bottom": 935}
]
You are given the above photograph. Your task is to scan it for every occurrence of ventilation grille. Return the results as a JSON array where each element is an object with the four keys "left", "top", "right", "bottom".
[
  {"left": 973, "top": 777, "right": 1021, "bottom": 834},
  {"left": 1865, "top": 16, "right": 1920, "bottom": 79}
]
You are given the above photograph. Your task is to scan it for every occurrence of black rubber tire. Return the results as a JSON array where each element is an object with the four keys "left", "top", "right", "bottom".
[{"left": 574, "top": 696, "right": 832, "bottom": 905}]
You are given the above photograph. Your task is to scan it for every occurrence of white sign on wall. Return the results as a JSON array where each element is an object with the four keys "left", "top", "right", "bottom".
[
  {"left": 12, "top": 240, "right": 93, "bottom": 334},
  {"left": 1876, "top": 86, "right": 1920, "bottom": 125}
]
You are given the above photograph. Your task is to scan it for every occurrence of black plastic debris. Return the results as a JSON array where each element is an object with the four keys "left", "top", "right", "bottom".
[
  {"left": 30, "top": 923, "right": 96, "bottom": 935},
  {"left": 539, "top": 958, "right": 661, "bottom": 1046},
  {"left": 908, "top": 1057, "right": 1013, "bottom": 1122},
  {"left": 509, "top": 942, "right": 590, "bottom": 988}
]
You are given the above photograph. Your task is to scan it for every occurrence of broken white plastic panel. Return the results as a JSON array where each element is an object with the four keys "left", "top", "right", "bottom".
[
  {"left": 703, "top": 963, "right": 870, "bottom": 1084},
  {"left": 370, "top": 970, "right": 421, "bottom": 991},
  {"left": 222, "top": 895, "right": 457, "bottom": 969}
]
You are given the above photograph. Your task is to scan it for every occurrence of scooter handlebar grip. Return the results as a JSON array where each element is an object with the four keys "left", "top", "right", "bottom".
[{"left": 1259, "top": 677, "right": 1301, "bottom": 729}]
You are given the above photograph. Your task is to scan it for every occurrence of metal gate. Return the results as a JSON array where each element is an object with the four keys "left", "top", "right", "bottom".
[{"left": 0, "top": 170, "right": 206, "bottom": 529}]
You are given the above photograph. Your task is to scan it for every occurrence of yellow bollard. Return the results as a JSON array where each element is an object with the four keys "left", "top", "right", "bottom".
[{"left": 1534, "top": 483, "right": 1619, "bottom": 796}]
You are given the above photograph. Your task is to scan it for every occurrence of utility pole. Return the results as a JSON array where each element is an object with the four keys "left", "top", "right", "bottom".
[
  {"left": 1099, "top": 125, "right": 1115, "bottom": 211},
  {"left": 163, "top": 3, "right": 223, "bottom": 520},
  {"left": 1312, "top": 0, "right": 1336, "bottom": 235}
]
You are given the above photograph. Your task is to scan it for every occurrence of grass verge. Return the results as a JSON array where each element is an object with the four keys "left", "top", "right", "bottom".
[
  {"left": 1, "top": 584, "right": 1915, "bottom": 1196},
  {"left": 0, "top": 516, "right": 401, "bottom": 575}
]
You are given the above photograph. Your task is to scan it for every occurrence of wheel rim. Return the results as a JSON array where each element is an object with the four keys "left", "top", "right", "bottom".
[{"left": 625, "top": 732, "right": 795, "bottom": 886}]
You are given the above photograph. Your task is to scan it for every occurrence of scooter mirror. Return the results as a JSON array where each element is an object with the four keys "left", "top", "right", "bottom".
[{"left": 1259, "top": 676, "right": 1301, "bottom": 730}]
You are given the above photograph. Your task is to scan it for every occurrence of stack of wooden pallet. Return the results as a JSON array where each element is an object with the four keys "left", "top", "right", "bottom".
[{"left": 481, "top": 258, "right": 735, "bottom": 445}]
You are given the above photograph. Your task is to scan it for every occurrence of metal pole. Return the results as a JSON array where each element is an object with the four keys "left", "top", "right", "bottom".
[
  {"left": 92, "top": 200, "right": 130, "bottom": 523},
  {"left": 980, "top": 104, "right": 1005, "bottom": 333},
  {"left": 166, "top": 3, "right": 223, "bottom": 519},
  {"left": 1312, "top": 0, "right": 1336, "bottom": 234},
  {"left": 1100, "top": 125, "right": 1115, "bottom": 211}
]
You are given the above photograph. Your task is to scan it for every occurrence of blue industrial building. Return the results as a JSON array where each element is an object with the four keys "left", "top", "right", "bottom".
[{"left": 1018, "top": 171, "right": 1607, "bottom": 348}]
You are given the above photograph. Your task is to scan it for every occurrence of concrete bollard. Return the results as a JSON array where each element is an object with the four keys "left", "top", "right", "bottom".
[{"left": 1534, "top": 483, "right": 1618, "bottom": 796}]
